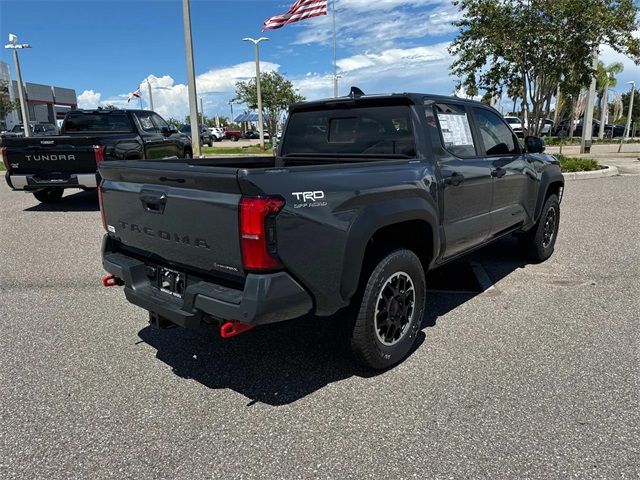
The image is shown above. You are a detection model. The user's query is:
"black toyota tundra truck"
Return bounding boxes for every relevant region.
[2,109,191,203]
[99,91,564,370]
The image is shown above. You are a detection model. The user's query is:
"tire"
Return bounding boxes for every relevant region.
[229,135,238,142]
[33,187,64,203]
[207,139,213,147]
[350,249,426,370]
[183,149,192,158]
[520,194,560,262]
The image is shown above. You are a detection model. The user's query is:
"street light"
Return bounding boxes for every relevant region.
[182,0,201,156]
[4,34,32,137]
[623,80,636,140]
[619,80,636,153]
[243,37,268,151]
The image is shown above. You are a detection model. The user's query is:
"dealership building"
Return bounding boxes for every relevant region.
[1,60,78,129]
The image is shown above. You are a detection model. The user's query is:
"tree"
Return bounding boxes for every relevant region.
[166,117,182,128]
[234,72,304,138]
[619,88,640,125]
[595,61,624,117]
[0,79,19,122]
[449,0,640,136]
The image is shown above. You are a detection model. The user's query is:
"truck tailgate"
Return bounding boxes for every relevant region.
[99,160,246,280]
[4,136,99,174]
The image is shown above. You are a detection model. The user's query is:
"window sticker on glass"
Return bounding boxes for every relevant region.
[438,113,474,147]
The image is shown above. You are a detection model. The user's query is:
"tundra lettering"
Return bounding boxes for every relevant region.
[25,154,76,162]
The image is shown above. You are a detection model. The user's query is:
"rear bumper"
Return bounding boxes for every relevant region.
[5,172,97,190]
[102,236,313,329]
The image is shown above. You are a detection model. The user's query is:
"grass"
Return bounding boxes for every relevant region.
[201,143,274,155]
[543,136,636,146]
[557,154,602,173]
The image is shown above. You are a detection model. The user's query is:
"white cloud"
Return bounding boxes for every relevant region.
[292,0,459,49]
[86,61,281,120]
[77,90,101,108]
[599,31,640,95]
[292,42,455,100]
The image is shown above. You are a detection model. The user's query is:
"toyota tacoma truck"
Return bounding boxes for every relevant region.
[2,109,191,203]
[99,90,564,370]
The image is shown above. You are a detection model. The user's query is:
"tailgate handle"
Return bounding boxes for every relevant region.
[140,191,167,214]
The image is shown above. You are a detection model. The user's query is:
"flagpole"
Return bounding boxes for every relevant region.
[332,0,338,97]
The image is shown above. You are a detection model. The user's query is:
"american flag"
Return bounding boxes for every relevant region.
[263,0,328,31]
[127,89,141,103]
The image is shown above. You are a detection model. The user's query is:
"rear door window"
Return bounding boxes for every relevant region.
[282,105,416,157]
[434,103,477,158]
[64,113,133,132]
[134,112,158,133]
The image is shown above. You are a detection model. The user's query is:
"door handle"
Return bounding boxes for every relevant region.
[443,172,465,187]
[140,191,167,214]
[491,168,507,178]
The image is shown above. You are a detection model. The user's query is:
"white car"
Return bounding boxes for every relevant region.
[504,116,523,135]
[208,127,224,142]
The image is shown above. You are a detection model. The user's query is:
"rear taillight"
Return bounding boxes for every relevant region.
[98,181,107,231]
[1,146,9,171]
[93,145,105,165]
[239,196,285,271]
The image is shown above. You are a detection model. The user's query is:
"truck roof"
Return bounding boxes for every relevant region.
[290,90,490,112]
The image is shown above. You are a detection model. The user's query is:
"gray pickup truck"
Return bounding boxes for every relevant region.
[99,90,564,369]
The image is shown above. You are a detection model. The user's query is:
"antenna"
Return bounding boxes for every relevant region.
[349,86,365,98]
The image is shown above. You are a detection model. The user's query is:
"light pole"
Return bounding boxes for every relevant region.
[182,0,201,156]
[228,100,235,125]
[199,97,205,125]
[146,79,154,111]
[4,34,32,137]
[581,46,598,154]
[598,72,612,140]
[623,80,636,140]
[619,80,636,153]
[243,37,268,151]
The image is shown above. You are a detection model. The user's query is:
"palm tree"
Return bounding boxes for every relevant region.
[596,61,624,139]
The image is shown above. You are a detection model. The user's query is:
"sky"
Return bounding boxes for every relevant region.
[0,0,638,121]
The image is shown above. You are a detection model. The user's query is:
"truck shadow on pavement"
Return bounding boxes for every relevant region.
[137,237,527,406]
[24,190,99,212]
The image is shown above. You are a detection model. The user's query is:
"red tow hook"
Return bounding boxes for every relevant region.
[102,274,124,287]
[220,320,256,339]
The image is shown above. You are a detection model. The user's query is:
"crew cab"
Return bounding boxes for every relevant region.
[2,109,191,203]
[99,90,564,370]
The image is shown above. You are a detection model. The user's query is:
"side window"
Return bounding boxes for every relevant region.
[434,103,477,158]
[472,108,518,155]
[135,112,157,133]
[151,114,169,131]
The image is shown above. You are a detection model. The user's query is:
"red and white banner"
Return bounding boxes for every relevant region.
[263,0,328,31]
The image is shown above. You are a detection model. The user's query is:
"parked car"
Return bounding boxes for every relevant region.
[2,123,58,139]
[224,128,242,142]
[99,91,564,370]
[504,116,523,136]
[208,127,224,142]
[180,124,213,146]
[244,130,270,140]
[553,119,625,138]
[2,109,191,203]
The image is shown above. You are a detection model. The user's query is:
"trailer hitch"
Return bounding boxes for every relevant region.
[220,320,256,339]
[102,274,124,287]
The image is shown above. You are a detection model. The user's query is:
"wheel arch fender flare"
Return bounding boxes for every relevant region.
[339,196,440,302]
[534,167,564,221]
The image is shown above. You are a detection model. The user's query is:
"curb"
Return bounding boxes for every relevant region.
[563,165,619,181]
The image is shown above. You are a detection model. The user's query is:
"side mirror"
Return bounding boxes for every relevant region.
[162,125,177,136]
[525,136,545,154]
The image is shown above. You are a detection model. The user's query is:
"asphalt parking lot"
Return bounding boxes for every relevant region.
[1,176,638,479]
